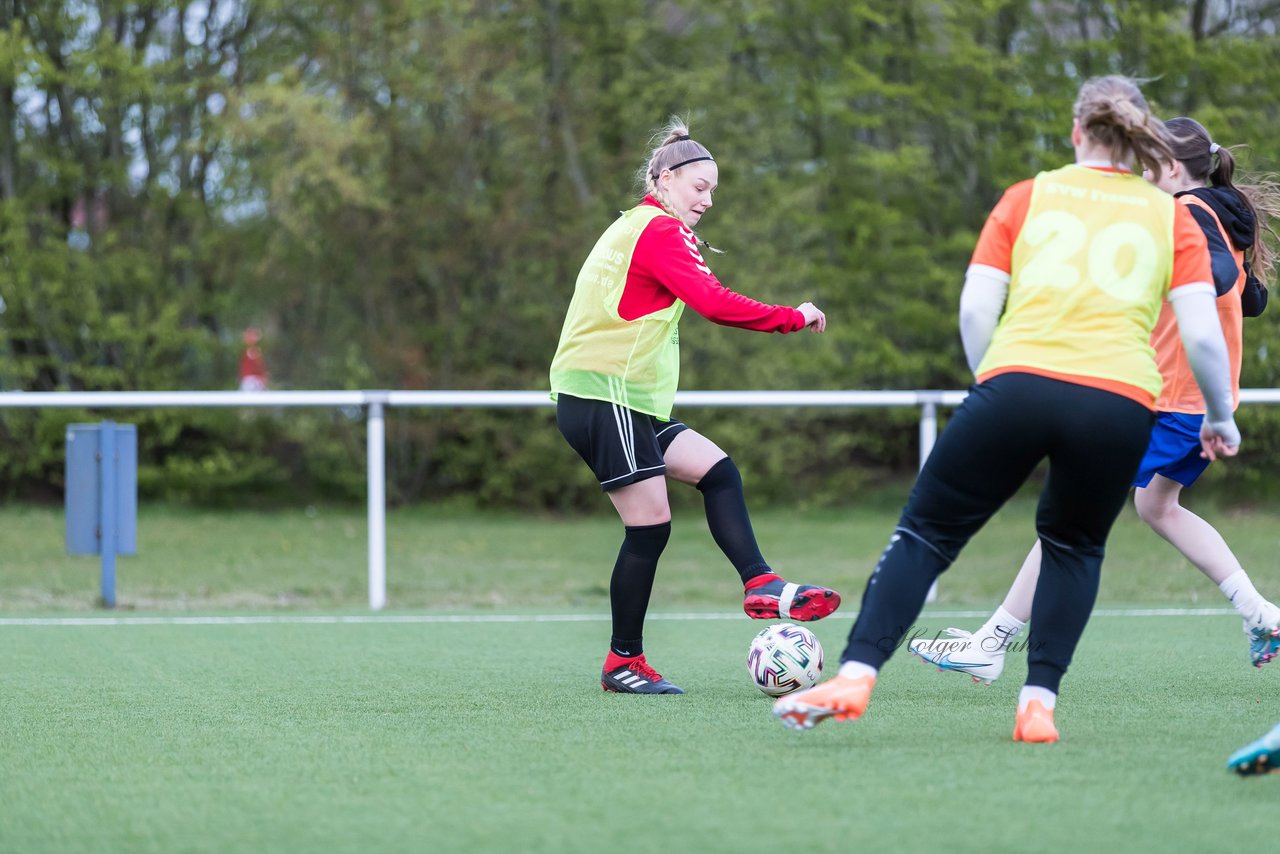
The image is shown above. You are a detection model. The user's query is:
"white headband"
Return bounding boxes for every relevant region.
[1209,142,1221,155]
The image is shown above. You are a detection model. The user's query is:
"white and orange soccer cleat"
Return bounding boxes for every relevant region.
[1013,699,1059,743]
[772,674,875,731]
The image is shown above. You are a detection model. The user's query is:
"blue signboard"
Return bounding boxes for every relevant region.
[65,422,137,607]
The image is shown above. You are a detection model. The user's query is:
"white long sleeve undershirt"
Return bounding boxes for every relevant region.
[1169,283,1240,444]
[958,264,1010,374]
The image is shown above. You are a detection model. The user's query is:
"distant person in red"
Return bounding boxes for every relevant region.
[238,327,269,391]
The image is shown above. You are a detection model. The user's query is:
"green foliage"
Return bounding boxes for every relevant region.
[402,409,594,511]
[1,1,1279,507]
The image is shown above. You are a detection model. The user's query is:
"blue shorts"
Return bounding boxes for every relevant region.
[1132,412,1210,488]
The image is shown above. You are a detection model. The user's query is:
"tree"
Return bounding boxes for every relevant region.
[2,0,1278,506]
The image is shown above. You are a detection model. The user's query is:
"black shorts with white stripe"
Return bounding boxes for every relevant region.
[555,394,689,492]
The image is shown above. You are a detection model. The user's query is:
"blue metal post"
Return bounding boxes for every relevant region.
[100,421,117,608]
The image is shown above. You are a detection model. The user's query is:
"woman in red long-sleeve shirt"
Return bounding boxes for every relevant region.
[550,119,838,695]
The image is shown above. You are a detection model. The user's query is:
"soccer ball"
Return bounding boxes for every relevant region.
[747,622,823,697]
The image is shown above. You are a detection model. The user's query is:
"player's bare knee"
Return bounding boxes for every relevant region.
[1134,494,1175,531]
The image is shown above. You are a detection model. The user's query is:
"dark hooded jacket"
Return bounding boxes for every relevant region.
[1182,186,1268,317]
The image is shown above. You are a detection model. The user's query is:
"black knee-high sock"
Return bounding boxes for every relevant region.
[696,457,771,584]
[609,522,671,657]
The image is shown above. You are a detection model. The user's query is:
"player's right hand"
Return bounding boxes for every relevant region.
[798,302,826,333]
[1200,418,1241,461]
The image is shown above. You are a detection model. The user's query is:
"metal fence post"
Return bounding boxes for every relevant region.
[918,400,938,469]
[367,395,388,610]
[920,399,939,604]
[99,421,118,608]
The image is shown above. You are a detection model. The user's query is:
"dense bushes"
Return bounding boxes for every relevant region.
[2,2,1279,507]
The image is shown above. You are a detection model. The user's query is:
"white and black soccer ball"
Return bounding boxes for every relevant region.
[747,622,823,697]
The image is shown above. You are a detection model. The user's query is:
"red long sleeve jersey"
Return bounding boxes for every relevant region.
[617,197,807,332]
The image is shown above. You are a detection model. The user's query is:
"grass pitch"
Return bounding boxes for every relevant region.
[1,489,1277,612]
[1,494,1279,851]
[1,612,1276,853]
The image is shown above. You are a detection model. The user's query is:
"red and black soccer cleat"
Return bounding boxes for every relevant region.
[743,574,841,622]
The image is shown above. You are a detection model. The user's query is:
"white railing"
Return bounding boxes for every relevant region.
[4,387,1279,609]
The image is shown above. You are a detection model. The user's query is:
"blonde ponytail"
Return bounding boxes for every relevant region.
[1073,76,1174,180]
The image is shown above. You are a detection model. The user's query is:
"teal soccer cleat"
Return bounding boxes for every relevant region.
[1228,722,1280,776]
[1246,619,1280,668]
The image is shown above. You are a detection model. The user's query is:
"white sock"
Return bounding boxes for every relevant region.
[978,606,1026,652]
[1018,685,1056,712]
[838,661,879,680]
[1220,570,1267,621]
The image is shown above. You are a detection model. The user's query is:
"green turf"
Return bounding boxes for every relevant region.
[1,614,1276,853]
[1,492,1278,611]
[3,497,1279,851]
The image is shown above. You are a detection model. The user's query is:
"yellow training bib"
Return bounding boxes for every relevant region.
[977,165,1175,402]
